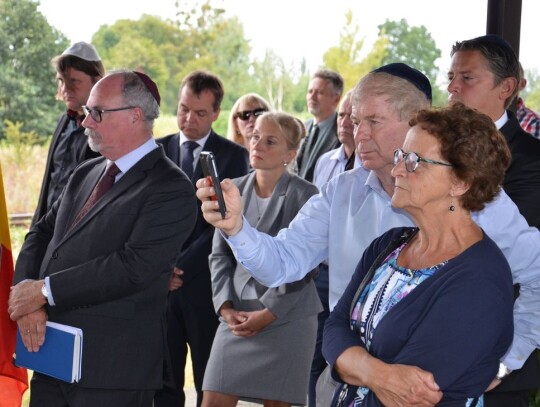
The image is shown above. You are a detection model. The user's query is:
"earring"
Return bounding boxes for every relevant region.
[449,193,455,212]
[282,161,288,167]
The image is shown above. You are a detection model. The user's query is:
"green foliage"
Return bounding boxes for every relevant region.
[92,14,189,116]
[323,10,387,92]
[92,2,253,115]
[522,69,540,112]
[2,120,45,164]
[0,0,68,139]
[377,19,441,86]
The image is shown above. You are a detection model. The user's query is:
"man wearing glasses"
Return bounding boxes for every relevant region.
[32,42,104,226]
[154,70,249,407]
[197,63,540,406]
[10,70,197,407]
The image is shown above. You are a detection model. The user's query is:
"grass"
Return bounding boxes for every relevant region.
[2,114,195,404]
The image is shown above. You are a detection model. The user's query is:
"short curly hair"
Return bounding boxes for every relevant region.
[409,102,511,211]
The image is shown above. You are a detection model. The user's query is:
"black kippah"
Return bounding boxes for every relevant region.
[371,63,432,102]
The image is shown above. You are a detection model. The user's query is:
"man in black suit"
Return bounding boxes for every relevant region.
[9,70,197,406]
[293,69,343,183]
[448,34,540,407]
[154,70,249,407]
[32,41,104,226]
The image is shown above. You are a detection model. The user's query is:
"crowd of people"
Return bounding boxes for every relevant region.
[7,33,540,407]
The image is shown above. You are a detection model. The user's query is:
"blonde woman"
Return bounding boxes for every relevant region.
[202,112,321,407]
[227,93,271,148]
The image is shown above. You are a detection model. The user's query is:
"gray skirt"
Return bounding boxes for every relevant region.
[202,311,317,405]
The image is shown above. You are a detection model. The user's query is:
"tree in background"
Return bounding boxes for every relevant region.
[377,19,444,106]
[323,10,388,92]
[92,15,184,115]
[92,1,253,116]
[0,0,68,139]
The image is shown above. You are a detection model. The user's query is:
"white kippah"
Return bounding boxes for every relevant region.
[62,41,101,62]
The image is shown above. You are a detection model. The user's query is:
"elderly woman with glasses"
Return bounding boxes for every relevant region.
[227,93,271,148]
[323,102,514,407]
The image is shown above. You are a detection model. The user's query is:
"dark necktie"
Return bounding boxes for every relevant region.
[345,152,356,171]
[70,163,121,229]
[306,124,320,153]
[297,124,319,168]
[181,141,199,179]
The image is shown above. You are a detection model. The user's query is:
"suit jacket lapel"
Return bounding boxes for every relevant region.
[166,133,181,166]
[257,172,289,234]
[62,148,162,239]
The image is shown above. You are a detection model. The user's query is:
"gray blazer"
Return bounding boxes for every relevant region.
[209,171,322,321]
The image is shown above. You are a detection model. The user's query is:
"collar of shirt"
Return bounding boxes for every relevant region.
[365,168,392,201]
[111,137,159,180]
[179,131,211,149]
[311,112,337,133]
[66,109,85,127]
[330,145,348,163]
[494,110,509,130]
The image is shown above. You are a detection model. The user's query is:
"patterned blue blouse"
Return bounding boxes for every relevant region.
[348,242,447,405]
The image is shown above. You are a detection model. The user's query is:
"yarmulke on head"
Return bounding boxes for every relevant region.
[371,63,432,102]
[62,42,101,62]
[134,71,161,106]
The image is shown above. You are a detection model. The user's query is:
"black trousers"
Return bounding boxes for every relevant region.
[154,284,218,407]
[484,390,530,407]
[29,373,154,407]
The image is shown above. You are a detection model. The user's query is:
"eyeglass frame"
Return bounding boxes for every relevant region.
[393,148,454,173]
[236,108,267,121]
[82,105,136,123]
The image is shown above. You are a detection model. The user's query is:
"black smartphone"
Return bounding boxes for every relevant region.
[199,151,227,219]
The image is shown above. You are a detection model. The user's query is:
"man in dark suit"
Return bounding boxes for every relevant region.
[448,34,540,407]
[154,70,249,407]
[293,69,344,183]
[9,70,197,407]
[32,41,104,226]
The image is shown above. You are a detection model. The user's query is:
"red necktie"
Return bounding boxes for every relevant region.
[70,163,121,229]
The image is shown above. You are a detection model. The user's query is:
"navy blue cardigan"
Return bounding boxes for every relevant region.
[323,227,514,406]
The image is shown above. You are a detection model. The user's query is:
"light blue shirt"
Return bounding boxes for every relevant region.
[227,166,540,370]
[312,145,348,190]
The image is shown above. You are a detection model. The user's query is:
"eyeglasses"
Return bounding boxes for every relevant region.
[236,108,267,121]
[82,105,136,123]
[393,148,453,173]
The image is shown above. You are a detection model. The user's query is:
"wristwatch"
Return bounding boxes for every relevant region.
[496,362,512,380]
[41,281,49,301]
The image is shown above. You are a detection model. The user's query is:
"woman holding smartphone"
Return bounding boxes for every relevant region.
[202,112,322,407]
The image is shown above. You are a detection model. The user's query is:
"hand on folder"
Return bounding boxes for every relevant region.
[16,308,47,352]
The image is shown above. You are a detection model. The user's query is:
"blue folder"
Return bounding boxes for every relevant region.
[15,321,83,383]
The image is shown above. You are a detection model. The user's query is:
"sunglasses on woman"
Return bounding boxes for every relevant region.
[236,108,267,121]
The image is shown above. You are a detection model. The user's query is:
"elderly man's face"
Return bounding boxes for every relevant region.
[337,94,355,153]
[351,93,410,175]
[82,75,136,160]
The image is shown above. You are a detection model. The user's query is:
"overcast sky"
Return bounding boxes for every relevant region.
[38,0,539,86]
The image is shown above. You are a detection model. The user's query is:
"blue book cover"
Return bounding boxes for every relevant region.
[14,321,83,383]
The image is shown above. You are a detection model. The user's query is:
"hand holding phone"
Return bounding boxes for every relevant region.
[199,151,227,219]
